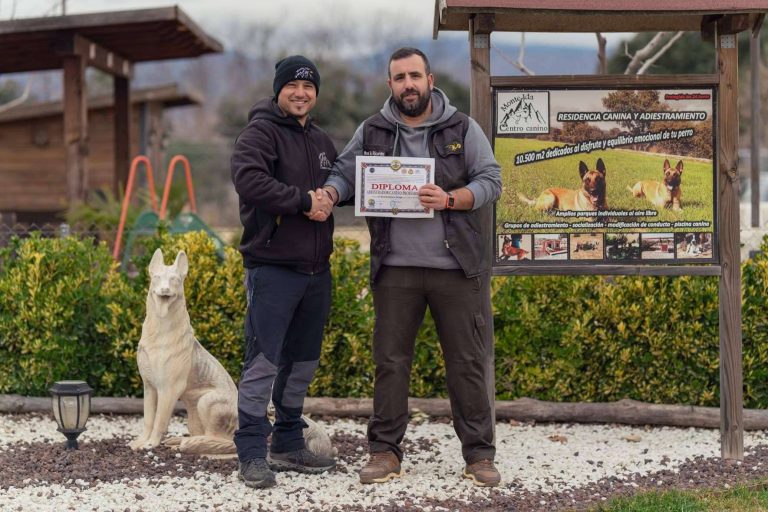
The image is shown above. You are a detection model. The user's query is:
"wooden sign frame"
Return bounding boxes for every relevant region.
[491,76,719,275]
[466,15,743,459]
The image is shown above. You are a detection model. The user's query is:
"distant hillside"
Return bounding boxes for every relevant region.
[7,35,598,113]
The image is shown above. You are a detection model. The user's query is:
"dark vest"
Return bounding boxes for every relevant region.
[362,111,493,284]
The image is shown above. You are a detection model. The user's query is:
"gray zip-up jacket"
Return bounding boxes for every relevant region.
[326,88,501,279]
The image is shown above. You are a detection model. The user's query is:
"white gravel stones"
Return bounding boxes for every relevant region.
[2,413,768,511]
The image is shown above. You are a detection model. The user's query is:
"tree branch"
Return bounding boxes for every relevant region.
[625,32,671,74]
[0,78,31,113]
[596,32,607,74]
[492,32,535,76]
[637,31,684,75]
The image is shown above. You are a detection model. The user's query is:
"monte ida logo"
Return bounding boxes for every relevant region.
[496,91,549,134]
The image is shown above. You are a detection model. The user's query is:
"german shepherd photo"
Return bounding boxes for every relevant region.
[518,158,608,212]
[628,159,683,211]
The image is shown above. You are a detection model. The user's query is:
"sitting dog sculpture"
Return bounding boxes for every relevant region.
[129,249,335,458]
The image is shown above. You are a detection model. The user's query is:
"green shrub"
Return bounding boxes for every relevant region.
[4,230,768,409]
[0,235,117,394]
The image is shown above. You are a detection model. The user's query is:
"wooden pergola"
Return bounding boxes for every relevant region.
[0,6,222,204]
[434,0,768,460]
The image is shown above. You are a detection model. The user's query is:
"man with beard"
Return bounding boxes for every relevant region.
[312,47,502,487]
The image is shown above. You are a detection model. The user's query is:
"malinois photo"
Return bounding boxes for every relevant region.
[518,158,608,212]
[628,159,683,211]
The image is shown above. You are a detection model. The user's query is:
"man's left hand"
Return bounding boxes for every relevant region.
[418,184,449,211]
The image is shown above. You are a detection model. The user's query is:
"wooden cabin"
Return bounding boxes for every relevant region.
[0,7,222,224]
[0,84,201,223]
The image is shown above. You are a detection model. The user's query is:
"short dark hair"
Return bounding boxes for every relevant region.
[387,47,431,77]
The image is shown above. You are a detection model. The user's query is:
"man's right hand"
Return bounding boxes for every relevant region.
[305,189,333,222]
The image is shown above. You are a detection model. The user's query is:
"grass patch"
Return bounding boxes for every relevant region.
[595,483,768,512]
[494,138,715,233]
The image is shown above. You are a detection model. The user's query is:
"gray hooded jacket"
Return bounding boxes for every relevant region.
[326,88,501,272]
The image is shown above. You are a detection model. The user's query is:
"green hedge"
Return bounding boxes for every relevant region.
[2,231,768,408]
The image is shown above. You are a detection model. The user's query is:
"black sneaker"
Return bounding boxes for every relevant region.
[238,458,276,488]
[268,448,336,474]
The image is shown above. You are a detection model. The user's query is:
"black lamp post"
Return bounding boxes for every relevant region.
[49,380,93,449]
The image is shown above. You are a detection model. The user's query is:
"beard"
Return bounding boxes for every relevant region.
[393,88,431,117]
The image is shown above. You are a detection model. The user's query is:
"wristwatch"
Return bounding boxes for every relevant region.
[445,192,455,209]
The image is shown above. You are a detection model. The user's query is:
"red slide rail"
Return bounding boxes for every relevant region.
[159,155,197,220]
[112,156,158,260]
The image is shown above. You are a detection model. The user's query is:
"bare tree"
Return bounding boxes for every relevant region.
[596,33,607,74]
[624,31,684,75]
[492,32,535,76]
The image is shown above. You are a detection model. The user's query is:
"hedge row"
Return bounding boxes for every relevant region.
[2,231,768,408]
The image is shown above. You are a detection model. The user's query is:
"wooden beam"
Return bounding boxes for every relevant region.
[145,101,165,184]
[493,265,722,277]
[56,33,133,78]
[717,28,744,461]
[63,54,88,205]
[492,74,720,88]
[469,13,493,138]
[113,75,130,196]
[468,13,496,437]
[7,395,768,431]
[751,24,762,227]
[719,14,753,34]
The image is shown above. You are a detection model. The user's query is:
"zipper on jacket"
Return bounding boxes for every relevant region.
[303,129,321,271]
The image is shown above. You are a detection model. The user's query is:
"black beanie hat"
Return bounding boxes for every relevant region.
[273,55,320,96]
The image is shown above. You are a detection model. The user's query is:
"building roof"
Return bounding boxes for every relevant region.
[434,0,768,35]
[0,83,203,123]
[0,6,223,74]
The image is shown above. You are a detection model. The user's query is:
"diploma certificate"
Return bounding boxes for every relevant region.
[354,156,435,218]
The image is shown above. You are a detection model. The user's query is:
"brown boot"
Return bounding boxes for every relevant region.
[463,459,501,487]
[359,451,403,484]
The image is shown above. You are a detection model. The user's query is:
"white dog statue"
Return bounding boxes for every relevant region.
[129,249,335,458]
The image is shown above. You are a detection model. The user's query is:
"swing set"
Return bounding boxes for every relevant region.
[112,155,225,267]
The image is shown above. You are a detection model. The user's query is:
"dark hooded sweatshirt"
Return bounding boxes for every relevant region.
[231,97,337,273]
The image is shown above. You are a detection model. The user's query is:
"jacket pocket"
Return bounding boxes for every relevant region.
[265,215,281,247]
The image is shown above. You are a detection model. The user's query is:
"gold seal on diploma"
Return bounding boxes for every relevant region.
[390,160,402,171]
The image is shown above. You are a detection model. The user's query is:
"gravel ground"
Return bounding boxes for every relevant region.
[2,413,768,511]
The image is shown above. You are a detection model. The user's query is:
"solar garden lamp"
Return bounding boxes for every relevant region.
[49,381,93,449]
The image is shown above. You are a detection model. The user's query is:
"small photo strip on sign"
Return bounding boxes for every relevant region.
[498,234,532,262]
[674,232,713,259]
[533,233,568,261]
[605,233,641,261]
[640,232,675,260]
[570,233,604,261]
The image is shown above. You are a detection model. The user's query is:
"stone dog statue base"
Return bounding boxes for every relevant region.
[129,249,335,458]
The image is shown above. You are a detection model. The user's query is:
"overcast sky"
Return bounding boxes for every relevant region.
[1,0,631,50]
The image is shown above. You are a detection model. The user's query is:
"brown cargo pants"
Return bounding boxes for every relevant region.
[367,265,496,464]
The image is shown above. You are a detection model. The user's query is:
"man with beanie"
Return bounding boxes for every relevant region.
[312,47,502,487]
[230,54,337,489]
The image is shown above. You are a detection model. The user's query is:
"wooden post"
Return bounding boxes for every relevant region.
[717,24,743,460]
[751,28,761,227]
[469,13,494,138]
[469,12,496,432]
[114,75,131,196]
[63,55,88,204]
[146,101,165,183]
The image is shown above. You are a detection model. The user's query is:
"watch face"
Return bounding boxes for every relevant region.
[448,196,455,207]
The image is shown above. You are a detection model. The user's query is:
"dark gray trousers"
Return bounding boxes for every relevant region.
[368,265,496,464]
[234,265,331,462]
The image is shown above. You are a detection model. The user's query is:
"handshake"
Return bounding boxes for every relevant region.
[304,187,337,222]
